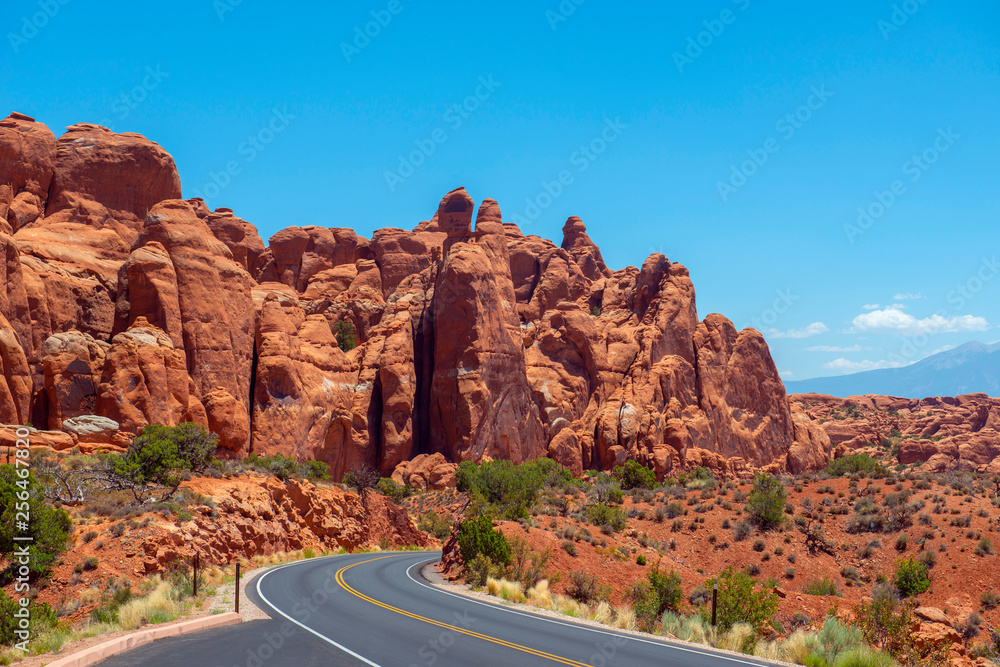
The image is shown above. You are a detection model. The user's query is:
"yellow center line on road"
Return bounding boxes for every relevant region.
[335,556,592,667]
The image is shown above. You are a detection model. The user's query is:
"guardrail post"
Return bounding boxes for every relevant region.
[193,554,199,597]
[235,561,241,614]
[711,582,718,626]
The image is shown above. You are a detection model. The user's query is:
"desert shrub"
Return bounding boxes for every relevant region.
[0,588,57,646]
[566,570,609,604]
[894,557,930,597]
[745,472,786,530]
[803,576,840,596]
[585,504,627,532]
[628,564,682,631]
[636,554,647,565]
[457,516,510,569]
[853,583,947,665]
[561,540,578,556]
[826,453,886,478]
[334,319,359,351]
[456,458,573,520]
[733,520,753,541]
[0,464,72,579]
[664,501,684,519]
[689,584,710,606]
[376,477,412,504]
[975,537,995,556]
[612,460,657,490]
[704,566,779,634]
[417,511,451,540]
[752,539,766,552]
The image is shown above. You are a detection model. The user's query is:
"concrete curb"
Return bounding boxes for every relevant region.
[46,612,242,667]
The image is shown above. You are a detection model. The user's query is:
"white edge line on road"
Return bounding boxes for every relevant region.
[255,556,383,667]
[404,556,789,667]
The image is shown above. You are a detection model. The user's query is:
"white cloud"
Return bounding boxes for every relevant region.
[779,370,794,379]
[806,344,865,352]
[822,358,913,372]
[861,304,881,311]
[765,322,829,339]
[893,292,926,300]
[850,307,989,335]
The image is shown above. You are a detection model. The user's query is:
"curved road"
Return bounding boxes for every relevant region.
[98,551,783,667]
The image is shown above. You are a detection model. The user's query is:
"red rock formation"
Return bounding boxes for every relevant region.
[430,193,546,463]
[0,312,30,424]
[96,318,207,434]
[41,330,109,429]
[117,200,255,423]
[1,114,843,477]
[792,392,1000,474]
[189,199,266,278]
[561,216,611,281]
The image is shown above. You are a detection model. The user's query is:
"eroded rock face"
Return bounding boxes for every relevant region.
[42,330,109,429]
[793,393,1000,474]
[118,200,255,414]
[0,114,829,477]
[96,318,207,435]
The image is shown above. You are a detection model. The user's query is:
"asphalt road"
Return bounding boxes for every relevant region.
[97,551,785,667]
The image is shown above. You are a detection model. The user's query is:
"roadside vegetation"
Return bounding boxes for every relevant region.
[443,455,1000,666]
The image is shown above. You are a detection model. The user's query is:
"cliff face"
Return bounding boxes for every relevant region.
[0,114,829,479]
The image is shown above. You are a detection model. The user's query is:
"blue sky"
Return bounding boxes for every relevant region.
[3,0,998,381]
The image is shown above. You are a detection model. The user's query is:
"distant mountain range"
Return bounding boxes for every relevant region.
[784,341,1000,399]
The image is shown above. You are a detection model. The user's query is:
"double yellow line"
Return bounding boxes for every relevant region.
[335,556,591,667]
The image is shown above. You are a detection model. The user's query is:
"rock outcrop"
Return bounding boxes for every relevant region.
[0,114,835,480]
[792,392,1000,474]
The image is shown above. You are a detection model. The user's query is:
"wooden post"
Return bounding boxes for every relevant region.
[711,582,718,626]
[193,554,199,597]
[235,561,241,614]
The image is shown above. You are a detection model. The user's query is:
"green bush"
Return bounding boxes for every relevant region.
[456,458,573,520]
[457,516,510,569]
[745,472,786,530]
[703,566,779,634]
[584,504,627,532]
[612,460,656,490]
[417,511,451,540]
[629,564,683,631]
[0,464,72,579]
[109,423,218,499]
[826,454,887,478]
[894,557,930,597]
[0,588,57,647]
[803,576,841,596]
[376,477,412,504]
[334,319,359,351]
